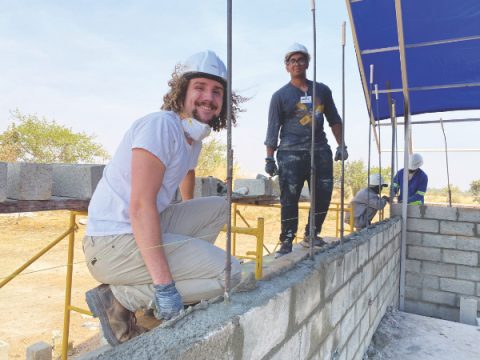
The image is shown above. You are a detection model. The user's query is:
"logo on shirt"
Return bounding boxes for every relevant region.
[296,101,324,126]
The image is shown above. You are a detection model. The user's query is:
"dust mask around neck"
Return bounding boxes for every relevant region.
[181,117,211,142]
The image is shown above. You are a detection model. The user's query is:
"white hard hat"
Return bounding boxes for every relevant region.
[369,174,387,187]
[409,153,423,170]
[285,43,311,63]
[182,50,227,86]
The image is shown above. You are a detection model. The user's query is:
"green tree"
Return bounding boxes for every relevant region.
[469,179,480,202]
[0,110,109,163]
[196,137,239,180]
[334,160,367,198]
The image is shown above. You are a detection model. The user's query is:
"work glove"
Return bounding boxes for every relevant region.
[265,157,278,177]
[153,281,183,320]
[334,146,349,161]
[382,195,390,203]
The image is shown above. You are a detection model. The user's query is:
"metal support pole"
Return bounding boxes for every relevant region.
[390,102,397,209]
[440,118,452,206]
[309,0,317,259]
[224,0,233,301]
[340,21,346,244]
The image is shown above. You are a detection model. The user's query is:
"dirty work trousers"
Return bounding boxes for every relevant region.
[277,148,333,241]
[83,196,242,312]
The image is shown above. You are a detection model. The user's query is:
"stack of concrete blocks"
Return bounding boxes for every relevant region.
[52,164,105,199]
[194,176,225,198]
[91,217,401,360]
[392,204,480,323]
[26,341,51,360]
[7,162,53,200]
[234,178,274,196]
[0,162,6,202]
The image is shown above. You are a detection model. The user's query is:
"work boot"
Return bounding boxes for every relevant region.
[275,232,295,258]
[301,234,327,248]
[85,284,148,346]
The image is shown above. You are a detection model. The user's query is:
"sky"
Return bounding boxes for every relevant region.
[0,1,479,190]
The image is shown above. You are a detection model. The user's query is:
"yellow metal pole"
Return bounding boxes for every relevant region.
[61,211,77,360]
[0,225,76,289]
[255,217,264,280]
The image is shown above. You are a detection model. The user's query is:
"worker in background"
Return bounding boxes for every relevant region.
[83,50,243,346]
[264,43,347,257]
[392,153,428,205]
[346,174,390,230]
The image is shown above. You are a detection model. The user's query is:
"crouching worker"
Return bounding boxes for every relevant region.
[83,50,242,346]
[346,174,390,230]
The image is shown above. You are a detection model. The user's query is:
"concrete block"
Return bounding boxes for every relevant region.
[26,341,51,360]
[194,176,225,198]
[408,246,441,262]
[407,218,439,233]
[324,257,344,298]
[404,300,437,318]
[234,178,273,196]
[422,261,455,278]
[406,286,422,301]
[457,265,480,281]
[440,278,475,296]
[369,234,378,257]
[293,268,322,325]
[359,309,370,344]
[459,297,478,325]
[424,206,457,221]
[330,285,349,326]
[307,304,332,354]
[422,275,440,290]
[406,259,421,273]
[240,289,291,360]
[358,241,369,267]
[437,305,459,322]
[52,164,104,199]
[443,249,478,266]
[458,208,480,223]
[346,326,360,360]
[406,272,423,288]
[0,340,9,360]
[0,163,6,202]
[362,261,373,291]
[7,162,52,200]
[270,325,309,360]
[349,272,363,308]
[456,236,480,252]
[422,289,456,306]
[406,231,422,245]
[339,306,355,349]
[422,234,456,249]
[440,221,475,237]
[344,248,358,281]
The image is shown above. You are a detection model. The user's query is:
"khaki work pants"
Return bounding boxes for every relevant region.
[83,196,242,312]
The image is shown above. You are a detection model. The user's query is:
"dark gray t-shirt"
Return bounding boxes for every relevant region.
[264,80,342,151]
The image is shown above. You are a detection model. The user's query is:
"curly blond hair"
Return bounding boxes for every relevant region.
[161,64,247,132]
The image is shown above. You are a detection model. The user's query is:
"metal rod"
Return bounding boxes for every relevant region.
[390,102,397,211]
[366,64,373,226]
[378,118,480,126]
[381,148,480,152]
[340,20,346,244]
[224,0,233,301]
[375,83,382,204]
[394,0,410,311]
[309,0,317,259]
[440,119,452,206]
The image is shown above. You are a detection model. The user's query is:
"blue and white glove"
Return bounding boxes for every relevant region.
[334,146,349,161]
[265,157,278,177]
[153,281,183,320]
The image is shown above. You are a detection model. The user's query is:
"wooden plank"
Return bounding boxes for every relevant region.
[0,197,89,213]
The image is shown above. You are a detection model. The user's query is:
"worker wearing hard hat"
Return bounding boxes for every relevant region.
[346,174,390,230]
[82,51,243,346]
[392,153,428,205]
[264,43,347,257]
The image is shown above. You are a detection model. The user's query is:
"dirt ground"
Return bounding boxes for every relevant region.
[0,203,350,359]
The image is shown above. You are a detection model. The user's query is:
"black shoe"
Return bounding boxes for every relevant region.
[275,241,293,258]
[301,235,327,248]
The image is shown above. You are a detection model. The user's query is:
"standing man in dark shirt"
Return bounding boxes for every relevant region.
[264,43,348,256]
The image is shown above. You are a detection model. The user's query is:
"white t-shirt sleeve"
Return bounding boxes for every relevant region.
[131,116,176,166]
[189,141,202,170]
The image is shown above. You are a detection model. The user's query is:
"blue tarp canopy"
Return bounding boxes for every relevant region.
[347,0,480,120]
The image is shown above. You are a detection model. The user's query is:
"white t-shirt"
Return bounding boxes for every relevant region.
[86,111,202,236]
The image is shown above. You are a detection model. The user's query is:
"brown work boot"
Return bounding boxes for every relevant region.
[85,284,148,346]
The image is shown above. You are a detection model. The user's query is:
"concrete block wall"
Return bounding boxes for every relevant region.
[392,204,480,322]
[7,162,53,200]
[90,217,401,360]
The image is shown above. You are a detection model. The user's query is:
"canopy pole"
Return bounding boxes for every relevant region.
[394,0,411,312]
[390,102,397,211]
[309,0,317,259]
[375,84,383,202]
[440,118,452,207]
[340,21,346,244]
[366,65,374,226]
[224,0,233,302]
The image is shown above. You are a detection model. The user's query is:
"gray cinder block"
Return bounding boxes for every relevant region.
[194,177,226,198]
[7,162,52,200]
[52,164,105,199]
[26,341,52,360]
[459,297,478,326]
[234,178,273,196]
[0,162,6,202]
